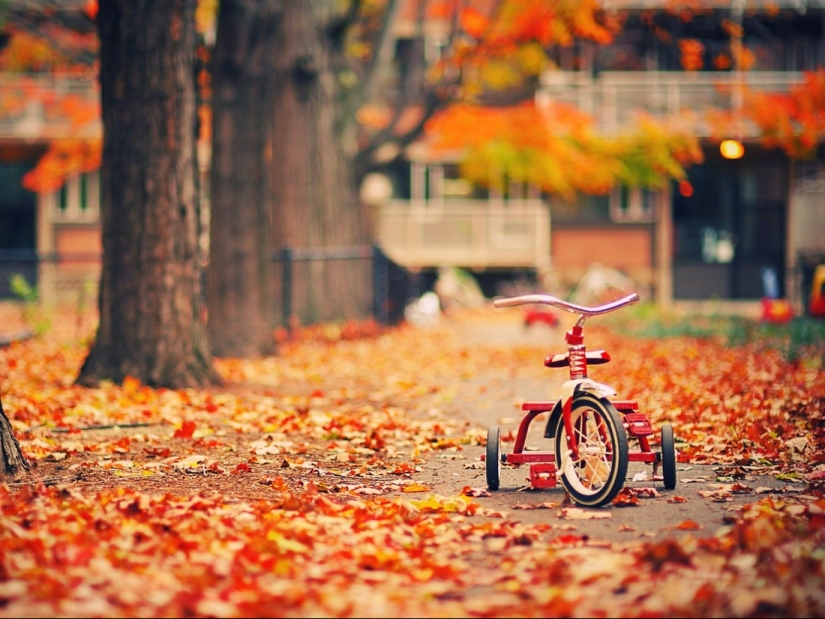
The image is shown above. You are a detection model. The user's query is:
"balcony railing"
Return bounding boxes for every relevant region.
[376,199,551,270]
[537,70,806,137]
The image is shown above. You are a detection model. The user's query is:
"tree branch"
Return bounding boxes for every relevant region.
[357,0,401,110]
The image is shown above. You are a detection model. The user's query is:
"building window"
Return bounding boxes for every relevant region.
[410,163,491,204]
[425,35,446,64]
[53,171,100,222]
[58,183,69,214]
[79,173,88,212]
[610,186,654,222]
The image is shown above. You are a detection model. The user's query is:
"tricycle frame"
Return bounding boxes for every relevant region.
[483,292,678,507]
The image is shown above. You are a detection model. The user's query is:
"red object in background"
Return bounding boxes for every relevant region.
[761,297,793,324]
[810,265,825,318]
[524,308,559,327]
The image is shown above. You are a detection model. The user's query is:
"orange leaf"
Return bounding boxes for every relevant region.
[674,519,703,530]
[460,7,489,39]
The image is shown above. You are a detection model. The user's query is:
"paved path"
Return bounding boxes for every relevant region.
[410,310,803,544]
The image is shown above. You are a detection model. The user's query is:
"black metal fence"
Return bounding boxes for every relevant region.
[0,249,39,298]
[272,244,422,327]
[0,245,420,327]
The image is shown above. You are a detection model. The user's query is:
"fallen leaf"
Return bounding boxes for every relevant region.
[173,420,196,439]
[673,519,703,530]
[461,486,491,497]
[402,482,430,493]
[173,455,206,470]
[558,507,612,520]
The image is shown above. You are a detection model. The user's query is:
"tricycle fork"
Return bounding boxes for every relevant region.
[557,378,619,461]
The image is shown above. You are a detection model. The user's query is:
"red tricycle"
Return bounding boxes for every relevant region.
[482,292,677,507]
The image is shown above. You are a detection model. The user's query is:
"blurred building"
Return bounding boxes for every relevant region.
[375,0,825,312]
[2,0,824,314]
[0,0,100,305]
[538,0,825,312]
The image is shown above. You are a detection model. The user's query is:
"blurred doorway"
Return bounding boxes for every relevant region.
[0,163,37,297]
[672,150,787,300]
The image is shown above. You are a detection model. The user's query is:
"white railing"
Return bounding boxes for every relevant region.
[537,70,806,137]
[376,199,551,270]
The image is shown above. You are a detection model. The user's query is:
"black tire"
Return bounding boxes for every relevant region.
[660,422,677,490]
[486,425,501,491]
[554,393,629,507]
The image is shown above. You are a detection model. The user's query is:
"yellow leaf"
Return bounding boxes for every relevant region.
[402,482,430,493]
[266,531,310,554]
[408,495,443,511]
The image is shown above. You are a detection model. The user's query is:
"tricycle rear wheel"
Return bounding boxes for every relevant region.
[486,425,502,491]
[660,422,677,490]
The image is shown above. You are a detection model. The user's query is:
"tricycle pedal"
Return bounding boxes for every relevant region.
[623,412,654,436]
[529,463,557,489]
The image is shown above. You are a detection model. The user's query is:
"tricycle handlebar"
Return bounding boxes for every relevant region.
[493,292,640,318]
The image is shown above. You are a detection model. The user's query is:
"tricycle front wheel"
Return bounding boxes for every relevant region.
[486,425,502,490]
[554,394,628,507]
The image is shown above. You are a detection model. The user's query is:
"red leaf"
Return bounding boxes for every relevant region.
[144,446,171,458]
[552,534,588,545]
[173,420,196,439]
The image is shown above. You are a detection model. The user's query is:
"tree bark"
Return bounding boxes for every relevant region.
[0,392,30,477]
[77,0,218,388]
[267,1,373,325]
[206,0,279,357]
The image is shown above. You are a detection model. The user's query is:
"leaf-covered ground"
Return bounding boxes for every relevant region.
[1,307,824,617]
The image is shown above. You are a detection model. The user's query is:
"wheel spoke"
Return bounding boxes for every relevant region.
[572,413,613,489]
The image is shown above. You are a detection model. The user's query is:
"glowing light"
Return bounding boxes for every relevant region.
[678,180,694,197]
[720,139,744,159]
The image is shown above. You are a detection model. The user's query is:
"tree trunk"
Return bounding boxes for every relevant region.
[77,0,218,388]
[206,0,279,358]
[267,1,373,325]
[0,392,30,477]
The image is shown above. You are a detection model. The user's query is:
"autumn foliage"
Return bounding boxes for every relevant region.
[0,5,101,193]
[742,68,825,159]
[6,0,823,199]
[705,68,825,160]
[425,101,704,200]
[439,0,615,91]
[403,1,708,200]
[1,306,824,615]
